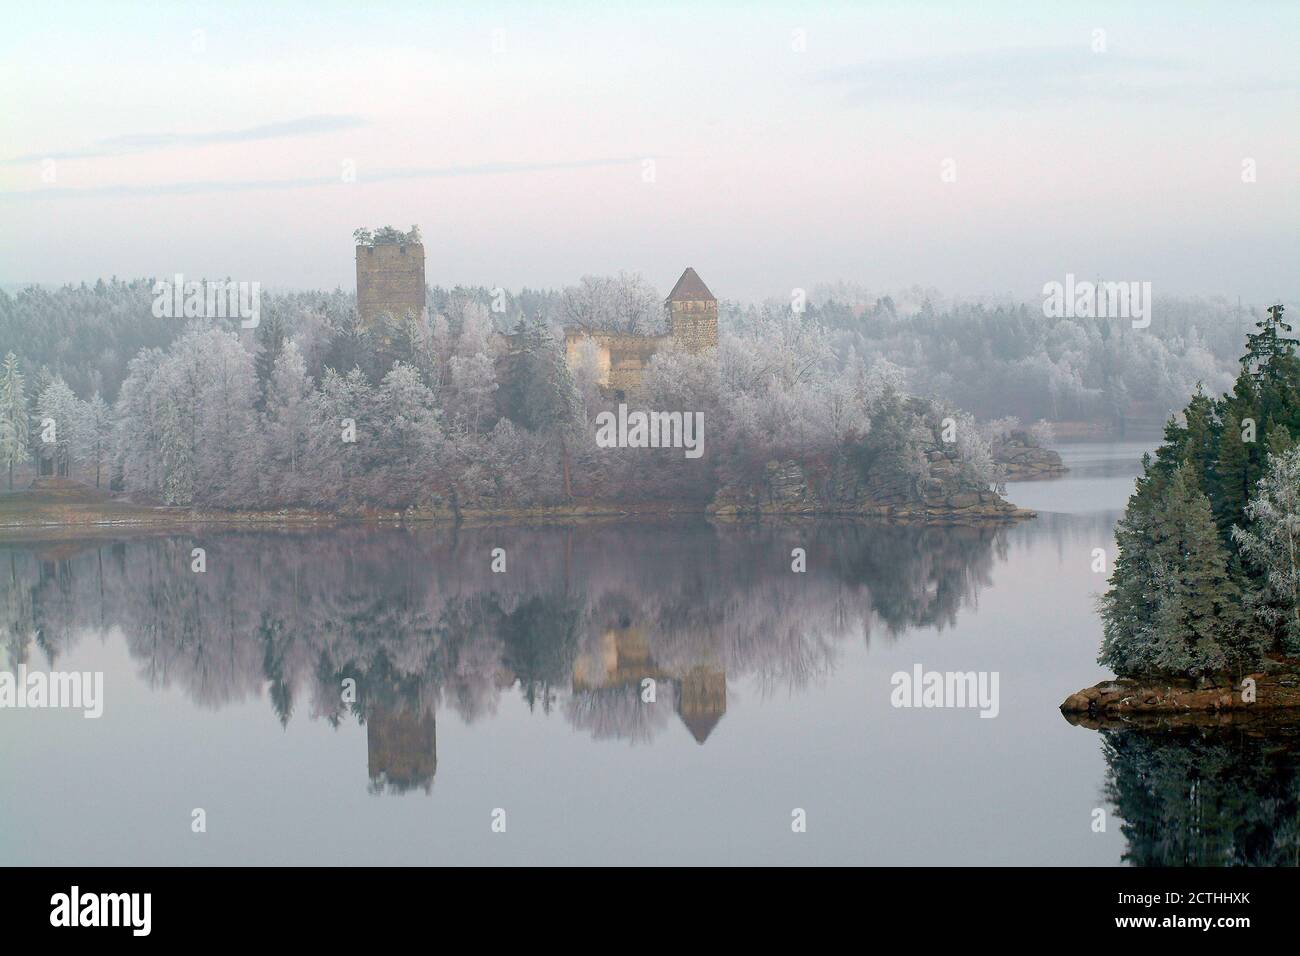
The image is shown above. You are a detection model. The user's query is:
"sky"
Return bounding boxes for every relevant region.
[1,1,1296,303]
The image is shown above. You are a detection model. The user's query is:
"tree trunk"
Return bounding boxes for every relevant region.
[561,436,572,499]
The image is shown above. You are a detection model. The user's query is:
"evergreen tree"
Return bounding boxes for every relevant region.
[1101,462,1254,677]
[1244,304,1297,379]
[1099,472,1164,676]
[254,307,289,410]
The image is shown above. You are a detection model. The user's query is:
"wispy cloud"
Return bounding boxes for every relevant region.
[1,114,368,165]
[0,156,651,200]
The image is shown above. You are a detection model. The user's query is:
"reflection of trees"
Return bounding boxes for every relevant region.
[0,519,1002,786]
[1101,724,1300,866]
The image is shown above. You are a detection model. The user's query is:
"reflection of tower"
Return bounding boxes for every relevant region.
[366,704,436,794]
[571,624,727,744]
[675,666,726,744]
[573,626,653,690]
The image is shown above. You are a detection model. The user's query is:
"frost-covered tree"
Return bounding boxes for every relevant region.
[370,362,442,504]
[1233,446,1300,653]
[0,352,30,490]
[36,379,79,478]
[561,273,663,335]
[264,341,313,498]
[447,352,498,435]
[74,393,112,488]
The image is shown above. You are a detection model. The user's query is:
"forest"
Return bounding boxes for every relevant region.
[0,273,1261,515]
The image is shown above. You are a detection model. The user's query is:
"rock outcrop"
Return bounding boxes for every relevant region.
[1061,668,1300,719]
[990,430,1066,479]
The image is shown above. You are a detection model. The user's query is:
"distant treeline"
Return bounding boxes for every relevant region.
[787,286,1252,427]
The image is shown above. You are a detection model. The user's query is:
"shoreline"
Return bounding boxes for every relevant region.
[1061,669,1300,722]
[0,492,1036,543]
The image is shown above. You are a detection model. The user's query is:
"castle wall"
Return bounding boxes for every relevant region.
[565,330,669,398]
[356,242,426,330]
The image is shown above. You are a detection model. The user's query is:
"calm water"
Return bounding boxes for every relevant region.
[3,441,1297,866]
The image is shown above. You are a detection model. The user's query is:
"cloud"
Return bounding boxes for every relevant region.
[1,114,369,165]
[0,156,650,200]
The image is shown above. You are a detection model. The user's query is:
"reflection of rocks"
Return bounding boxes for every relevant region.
[1097,724,1300,866]
[0,520,1003,769]
[367,705,437,795]
[990,432,1066,480]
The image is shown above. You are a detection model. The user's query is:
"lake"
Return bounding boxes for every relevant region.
[3,440,1297,866]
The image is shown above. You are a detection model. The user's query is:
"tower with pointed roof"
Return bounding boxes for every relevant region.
[666,267,718,353]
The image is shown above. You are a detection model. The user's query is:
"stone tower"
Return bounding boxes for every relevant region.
[666,267,718,353]
[356,237,426,331]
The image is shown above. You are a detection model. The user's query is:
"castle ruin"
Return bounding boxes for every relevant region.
[564,267,718,400]
[352,228,716,400]
[356,231,426,330]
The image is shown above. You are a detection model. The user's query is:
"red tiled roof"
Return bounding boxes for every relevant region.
[666,267,715,302]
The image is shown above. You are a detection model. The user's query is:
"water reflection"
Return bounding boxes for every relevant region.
[1093,720,1300,866]
[2,521,1004,794]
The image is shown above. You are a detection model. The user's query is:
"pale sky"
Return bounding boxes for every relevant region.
[1,1,1296,302]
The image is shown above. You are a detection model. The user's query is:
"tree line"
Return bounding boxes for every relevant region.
[0,278,1003,510]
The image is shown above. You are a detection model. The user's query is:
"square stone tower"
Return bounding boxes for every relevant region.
[356,238,426,330]
[666,267,718,353]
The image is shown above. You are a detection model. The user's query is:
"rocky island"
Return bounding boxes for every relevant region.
[1062,306,1300,721]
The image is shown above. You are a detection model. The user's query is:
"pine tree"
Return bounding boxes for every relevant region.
[254,307,289,409]
[0,352,30,490]
[1212,405,1255,541]
[1102,462,1254,677]
[1149,464,1249,676]
[1244,304,1296,380]
[1099,472,1165,676]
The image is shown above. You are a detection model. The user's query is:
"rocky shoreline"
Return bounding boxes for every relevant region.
[1061,668,1300,721]
[991,431,1067,479]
